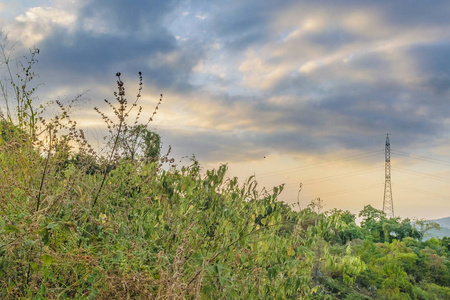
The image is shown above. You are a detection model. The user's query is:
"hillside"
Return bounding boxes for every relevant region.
[1,65,449,299]
[433,216,450,228]
[2,119,450,299]
[425,216,450,240]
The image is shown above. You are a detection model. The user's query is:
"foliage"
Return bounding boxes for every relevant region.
[359,205,423,243]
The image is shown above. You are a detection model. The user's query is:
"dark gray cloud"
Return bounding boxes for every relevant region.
[78,0,177,32]
[4,0,450,166]
[380,2,450,29]
[203,1,286,50]
[31,0,204,95]
[159,128,269,163]
[408,42,450,95]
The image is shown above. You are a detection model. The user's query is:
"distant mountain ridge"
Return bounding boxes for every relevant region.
[424,216,450,240]
[431,216,450,228]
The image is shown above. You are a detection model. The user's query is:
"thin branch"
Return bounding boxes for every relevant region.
[36,126,52,212]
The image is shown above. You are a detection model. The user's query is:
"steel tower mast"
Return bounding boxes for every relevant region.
[383,133,394,218]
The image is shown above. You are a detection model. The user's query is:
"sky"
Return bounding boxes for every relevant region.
[1,0,450,220]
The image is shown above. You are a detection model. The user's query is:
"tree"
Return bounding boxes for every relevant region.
[329,209,364,244]
[118,124,161,162]
[359,205,386,242]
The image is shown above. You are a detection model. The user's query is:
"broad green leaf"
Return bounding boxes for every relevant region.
[46,223,57,229]
[42,254,53,266]
[4,225,20,233]
[219,275,229,285]
[24,239,36,246]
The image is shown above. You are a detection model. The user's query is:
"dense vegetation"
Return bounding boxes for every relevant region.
[1,44,449,299]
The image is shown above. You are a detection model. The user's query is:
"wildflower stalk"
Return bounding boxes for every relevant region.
[91,73,127,208]
[36,125,52,212]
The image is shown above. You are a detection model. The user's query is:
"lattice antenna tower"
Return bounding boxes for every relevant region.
[383,133,394,218]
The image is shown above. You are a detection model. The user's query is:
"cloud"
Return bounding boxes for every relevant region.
[160,128,268,163]
[238,50,291,89]
[3,0,450,165]
[9,6,76,47]
[408,42,450,95]
[12,0,206,98]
